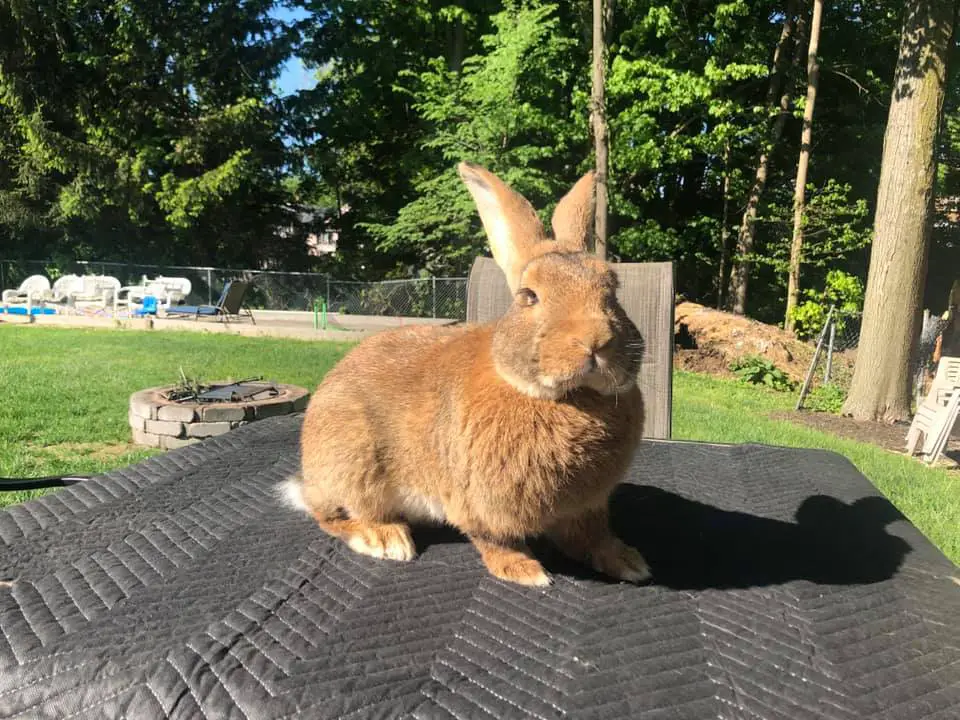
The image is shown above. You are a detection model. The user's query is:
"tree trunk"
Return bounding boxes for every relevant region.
[448,11,466,73]
[784,0,824,331]
[717,140,732,309]
[591,0,610,259]
[841,0,956,422]
[727,0,802,314]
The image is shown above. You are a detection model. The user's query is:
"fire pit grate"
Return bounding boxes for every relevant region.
[162,376,280,404]
[194,381,280,404]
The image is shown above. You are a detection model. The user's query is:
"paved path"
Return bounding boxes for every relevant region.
[0,308,458,341]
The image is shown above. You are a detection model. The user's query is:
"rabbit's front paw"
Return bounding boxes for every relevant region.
[345,522,417,562]
[494,555,552,587]
[472,538,552,587]
[593,539,651,584]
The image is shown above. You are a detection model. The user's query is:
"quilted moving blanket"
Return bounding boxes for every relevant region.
[0,415,957,719]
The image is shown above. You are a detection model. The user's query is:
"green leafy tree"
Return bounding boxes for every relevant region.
[0,0,294,268]
[362,1,587,275]
[292,0,502,277]
[789,268,865,340]
[0,0,929,335]
[753,178,871,295]
[605,0,776,301]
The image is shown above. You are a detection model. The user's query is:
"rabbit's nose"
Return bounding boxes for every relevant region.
[577,334,613,358]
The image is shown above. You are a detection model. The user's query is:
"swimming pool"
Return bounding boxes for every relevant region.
[0,306,57,315]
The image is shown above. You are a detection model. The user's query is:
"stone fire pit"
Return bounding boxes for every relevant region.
[129,380,310,450]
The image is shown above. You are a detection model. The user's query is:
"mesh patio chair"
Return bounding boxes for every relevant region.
[164,279,256,324]
[466,256,675,439]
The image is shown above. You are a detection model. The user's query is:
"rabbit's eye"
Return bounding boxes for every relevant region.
[517,288,539,306]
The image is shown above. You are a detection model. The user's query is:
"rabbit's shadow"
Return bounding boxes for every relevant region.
[414,485,912,589]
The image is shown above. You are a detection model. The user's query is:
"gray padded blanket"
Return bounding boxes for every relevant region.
[0,415,957,719]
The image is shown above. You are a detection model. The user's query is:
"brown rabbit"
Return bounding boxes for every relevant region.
[282,162,649,587]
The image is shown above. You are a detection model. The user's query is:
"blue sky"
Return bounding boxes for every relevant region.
[272,5,316,97]
[276,56,314,96]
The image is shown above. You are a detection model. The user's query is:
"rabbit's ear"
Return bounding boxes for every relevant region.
[551,171,595,253]
[459,162,548,293]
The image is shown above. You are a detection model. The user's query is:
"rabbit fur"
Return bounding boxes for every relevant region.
[282,162,649,587]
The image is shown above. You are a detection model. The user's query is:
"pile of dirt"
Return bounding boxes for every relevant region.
[673,301,854,383]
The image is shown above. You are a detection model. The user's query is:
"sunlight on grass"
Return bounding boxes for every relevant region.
[0,326,353,507]
[1,326,957,563]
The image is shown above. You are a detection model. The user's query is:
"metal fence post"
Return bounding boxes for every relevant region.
[326,276,331,308]
[796,305,835,410]
[824,314,836,384]
[207,269,213,305]
[432,277,437,318]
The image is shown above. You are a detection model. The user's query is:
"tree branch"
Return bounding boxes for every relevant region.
[823,67,870,96]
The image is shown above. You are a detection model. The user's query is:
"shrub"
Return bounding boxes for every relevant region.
[729,356,797,392]
[805,383,847,413]
[791,270,864,340]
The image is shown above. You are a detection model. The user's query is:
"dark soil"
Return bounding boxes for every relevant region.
[674,347,736,379]
[771,409,959,466]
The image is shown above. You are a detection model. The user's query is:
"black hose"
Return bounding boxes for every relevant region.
[0,476,91,492]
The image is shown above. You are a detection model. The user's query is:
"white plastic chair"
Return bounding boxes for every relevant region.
[114,276,191,315]
[114,279,167,315]
[50,275,83,303]
[69,275,121,310]
[2,275,51,309]
[906,355,960,464]
[153,276,192,305]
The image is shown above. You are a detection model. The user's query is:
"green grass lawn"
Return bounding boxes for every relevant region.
[1,325,957,564]
[0,326,352,504]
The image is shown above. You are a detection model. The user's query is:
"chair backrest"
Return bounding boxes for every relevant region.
[154,276,192,301]
[466,256,675,439]
[77,274,120,296]
[934,356,960,389]
[18,275,50,295]
[930,355,960,405]
[142,280,169,300]
[52,274,82,298]
[100,275,121,293]
[218,280,251,314]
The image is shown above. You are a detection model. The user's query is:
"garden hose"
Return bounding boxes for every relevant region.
[0,476,91,492]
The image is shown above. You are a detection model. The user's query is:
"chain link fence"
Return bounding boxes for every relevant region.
[0,259,467,320]
[796,309,862,410]
[912,309,954,407]
[796,308,948,411]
